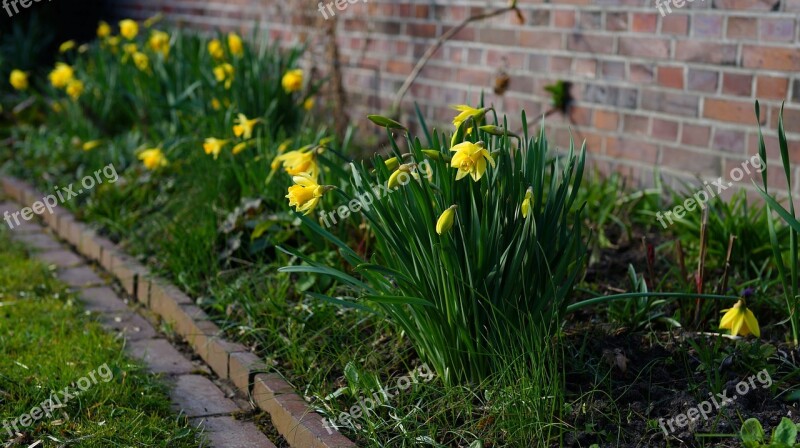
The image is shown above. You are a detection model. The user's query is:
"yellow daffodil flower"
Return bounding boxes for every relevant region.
[148,30,170,58]
[272,148,318,179]
[133,52,150,72]
[233,113,262,140]
[451,104,485,128]
[719,300,760,337]
[97,21,111,38]
[138,148,168,170]
[123,43,138,56]
[59,40,76,53]
[65,80,84,101]
[213,63,235,89]
[450,141,495,182]
[303,97,315,111]
[208,39,225,60]
[9,70,28,91]
[211,98,222,110]
[82,140,102,151]
[286,174,329,215]
[277,140,291,154]
[232,141,250,155]
[521,187,533,218]
[228,33,243,57]
[119,19,139,40]
[105,36,121,53]
[436,205,458,235]
[49,63,74,89]
[281,69,303,93]
[203,138,229,160]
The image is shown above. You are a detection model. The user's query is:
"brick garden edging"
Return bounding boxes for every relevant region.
[1,176,356,448]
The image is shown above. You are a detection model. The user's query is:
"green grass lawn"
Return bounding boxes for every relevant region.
[0,230,199,447]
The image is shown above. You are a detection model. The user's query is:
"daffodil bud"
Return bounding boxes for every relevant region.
[521,187,533,218]
[436,205,458,235]
[388,164,415,189]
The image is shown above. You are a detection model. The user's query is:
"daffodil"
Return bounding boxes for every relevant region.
[228,33,243,57]
[521,187,533,218]
[148,30,170,58]
[82,140,102,151]
[59,40,76,53]
[105,36,121,53]
[277,140,291,154]
[303,97,315,111]
[451,104,485,128]
[208,39,225,60]
[203,138,229,160]
[97,21,111,38]
[450,141,495,182]
[213,63,235,89]
[281,69,303,93]
[388,164,419,189]
[211,98,222,111]
[119,19,139,40]
[719,299,760,337]
[272,147,318,179]
[65,80,84,101]
[133,52,150,72]
[123,43,138,56]
[232,141,250,155]
[436,205,458,235]
[286,174,329,215]
[233,113,262,140]
[138,148,168,170]
[49,63,74,89]
[9,70,28,91]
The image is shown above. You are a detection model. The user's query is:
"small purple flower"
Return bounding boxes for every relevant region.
[741,287,755,299]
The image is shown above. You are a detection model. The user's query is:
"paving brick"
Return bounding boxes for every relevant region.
[229,352,268,395]
[99,311,158,341]
[58,266,105,289]
[80,286,129,313]
[126,339,196,375]
[169,304,211,342]
[150,279,194,319]
[11,232,62,251]
[203,338,248,380]
[33,250,84,268]
[168,375,239,417]
[192,416,277,448]
[189,320,222,359]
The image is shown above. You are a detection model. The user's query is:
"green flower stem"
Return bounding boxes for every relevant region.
[567,292,740,314]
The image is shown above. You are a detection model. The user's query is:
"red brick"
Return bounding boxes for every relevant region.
[594,109,619,131]
[623,114,650,136]
[618,36,669,59]
[704,98,763,125]
[682,124,712,147]
[743,45,800,71]
[756,75,789,100]
[675,41,737,64]
[687,69,719,93]
[722,72,753,96]
[759,18,795,42]
[658,66,684,89]
[553,10,575,28]
[662,14,689,36]
[692,15,724,38]
[727,17,757,39]
[631,13,657,33]
[652,118,680,142]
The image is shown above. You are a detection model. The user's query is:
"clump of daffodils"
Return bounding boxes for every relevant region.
[138,148,168,170]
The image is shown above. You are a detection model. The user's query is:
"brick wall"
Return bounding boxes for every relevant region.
[107,0,800,197]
